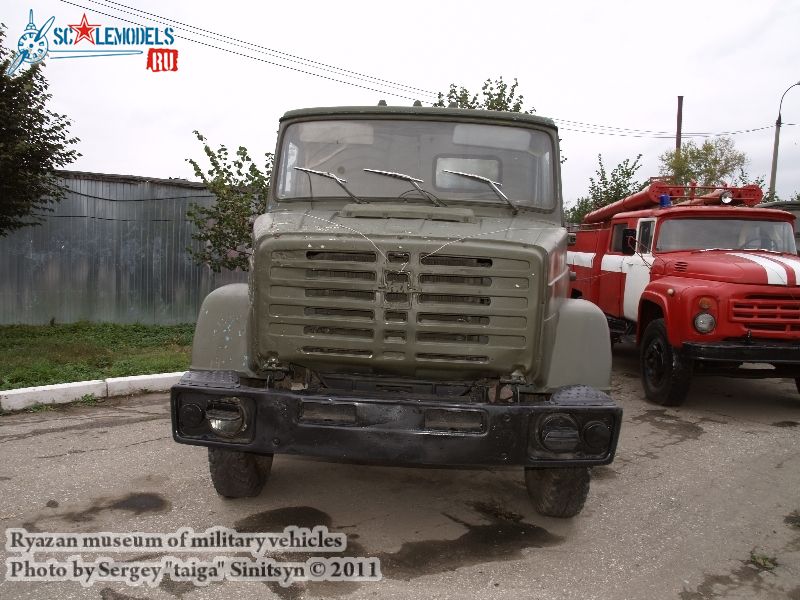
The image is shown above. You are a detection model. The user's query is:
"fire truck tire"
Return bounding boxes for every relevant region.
[208,448,273,498]
[525,467,590,518]
[794,378,800,395]
[640,318,693,406]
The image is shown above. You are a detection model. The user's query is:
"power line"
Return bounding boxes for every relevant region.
[552,118,674,135]
[557,123,794,139]
[72,0,436,101]
[88,0,438,98]
[59,0,425,101]
[57,0,796,140]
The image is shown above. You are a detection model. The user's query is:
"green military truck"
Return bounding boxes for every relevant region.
[171,105,621,517]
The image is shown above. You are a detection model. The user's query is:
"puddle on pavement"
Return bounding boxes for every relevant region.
[99,588,145,600]
[236,506,334,533]
[785,511,800,529]
[630,409,708,446]
[592,466,618,480]
[235,506,360,600]
[22,492,170,530]
[376,500,560,580]
[109,493,169,515]
[159,576,196,599]
[231,499,559,599]
[679,563,767,600]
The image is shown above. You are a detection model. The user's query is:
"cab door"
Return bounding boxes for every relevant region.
[621,218,655,322]
[597,222,627,317]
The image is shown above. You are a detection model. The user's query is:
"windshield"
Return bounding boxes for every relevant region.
[276,119,555,209]
[655,218,797,253]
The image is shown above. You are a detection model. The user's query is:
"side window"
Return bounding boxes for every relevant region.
[610,223,626,253]
[638,220,654,253]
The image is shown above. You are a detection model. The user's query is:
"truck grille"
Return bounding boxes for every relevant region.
[730,295,800,335]
[257,240,539,378]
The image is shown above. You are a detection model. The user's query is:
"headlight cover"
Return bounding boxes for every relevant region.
[694,312,716,333]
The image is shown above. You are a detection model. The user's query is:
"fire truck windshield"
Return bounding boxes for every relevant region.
[655,218,797,253]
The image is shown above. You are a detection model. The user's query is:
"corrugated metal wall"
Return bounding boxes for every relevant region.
[0,172,247,325]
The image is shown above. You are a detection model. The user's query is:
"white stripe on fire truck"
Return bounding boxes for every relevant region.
[566,251,595,268]
[600,254,624,271]
[727,252,788,285]
[762,254,800,283]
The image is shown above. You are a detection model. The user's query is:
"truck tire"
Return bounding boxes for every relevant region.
[207,448,273,498]
[640,318,693,406]
[525,467,590,518]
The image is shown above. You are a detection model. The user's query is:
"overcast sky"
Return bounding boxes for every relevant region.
[5,0,800,205]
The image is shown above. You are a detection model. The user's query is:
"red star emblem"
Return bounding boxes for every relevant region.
[68,13,100,45]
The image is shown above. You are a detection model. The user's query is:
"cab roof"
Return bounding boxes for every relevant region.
[280,106,557,130]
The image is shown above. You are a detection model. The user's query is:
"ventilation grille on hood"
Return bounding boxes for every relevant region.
[260,244,536,376]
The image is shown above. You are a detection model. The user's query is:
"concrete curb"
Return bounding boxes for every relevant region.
[0,372,185,412]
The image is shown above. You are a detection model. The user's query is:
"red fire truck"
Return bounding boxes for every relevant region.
[568,179,800,406]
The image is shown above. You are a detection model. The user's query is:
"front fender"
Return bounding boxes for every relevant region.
[638,287,672,344]
[540,298,611,392]
[191,283,257,376]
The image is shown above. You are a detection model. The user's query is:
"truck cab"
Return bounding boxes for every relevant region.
[756,199,800,252]
[569,180,800,405]
[171,105,622,518]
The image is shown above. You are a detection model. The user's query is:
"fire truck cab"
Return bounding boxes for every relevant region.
[568,180,800,406]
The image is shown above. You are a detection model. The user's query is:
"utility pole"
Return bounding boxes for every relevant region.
[675,96,683,157]
[768,81,800,201]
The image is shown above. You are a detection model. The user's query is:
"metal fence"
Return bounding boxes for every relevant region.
[0,171,246,325]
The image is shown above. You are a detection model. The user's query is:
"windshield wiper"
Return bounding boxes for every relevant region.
[293,167,365,203]
[442,170,518,215]
[363,169,446,207]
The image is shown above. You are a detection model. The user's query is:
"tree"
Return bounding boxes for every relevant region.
[433,76,569,165]
[186,132,273,272]
[659,137,748,186]
[0,24,79,236]
[565,154,643,224]
[433,76,535,113]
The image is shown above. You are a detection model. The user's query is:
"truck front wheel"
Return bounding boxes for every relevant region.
[640,318,693,406]
[524,467,590,518]
[207,448,273,498]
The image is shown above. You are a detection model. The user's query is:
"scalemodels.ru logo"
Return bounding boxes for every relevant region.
[6,9,179,76]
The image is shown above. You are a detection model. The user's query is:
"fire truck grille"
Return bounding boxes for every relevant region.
[258,243,538,377]
[730,295,800,334]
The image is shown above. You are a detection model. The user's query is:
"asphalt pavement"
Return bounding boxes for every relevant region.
[1,342,798,600]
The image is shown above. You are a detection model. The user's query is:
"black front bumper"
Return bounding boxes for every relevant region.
[683,340,800,363]
[171,373,621,468]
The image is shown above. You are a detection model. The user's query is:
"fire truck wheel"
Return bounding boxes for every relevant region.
[640,318,693,406]
[207,448,273,498]
[525,467,590,518]
[795,379,800,395]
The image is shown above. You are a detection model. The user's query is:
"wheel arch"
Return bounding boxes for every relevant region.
[637,292,667,345]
